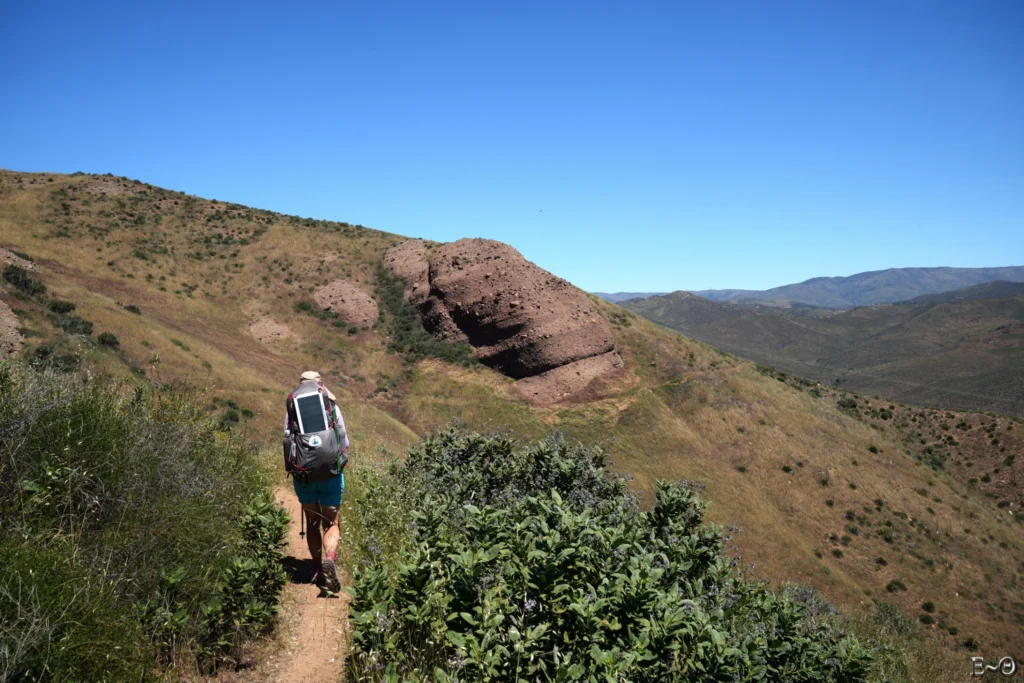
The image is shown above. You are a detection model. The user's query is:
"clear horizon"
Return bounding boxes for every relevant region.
[2,1,1022,292]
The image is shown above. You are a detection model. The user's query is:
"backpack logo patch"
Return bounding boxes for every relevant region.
[309,435,322,447]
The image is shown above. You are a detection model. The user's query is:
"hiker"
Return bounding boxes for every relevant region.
[284,370,349,592]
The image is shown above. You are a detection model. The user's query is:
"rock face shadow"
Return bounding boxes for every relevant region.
[383,238,623,402]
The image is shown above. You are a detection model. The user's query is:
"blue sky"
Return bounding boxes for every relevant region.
[2,1,1021,292]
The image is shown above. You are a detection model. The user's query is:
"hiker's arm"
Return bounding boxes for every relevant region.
[333,404,350,452]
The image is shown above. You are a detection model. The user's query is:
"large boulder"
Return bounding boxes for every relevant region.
[384,238,620,388]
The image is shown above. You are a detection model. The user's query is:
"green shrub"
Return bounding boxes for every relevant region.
[3,264,46,296]
[346,427,874,681]
[98,331,120,349]
[48,299,76,314]
[29,342,80,372]
[0,363,287,679]
[837,397,857,410]
[51,312,93,336]
[870,602,917,639]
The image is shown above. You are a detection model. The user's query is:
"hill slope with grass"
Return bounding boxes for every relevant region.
[695,266,1024,308]
[621,290,1024,416]
[2,169,1023,679]
[903,280,1024,304]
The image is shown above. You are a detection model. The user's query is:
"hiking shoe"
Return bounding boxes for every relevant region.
[322,557,341,593]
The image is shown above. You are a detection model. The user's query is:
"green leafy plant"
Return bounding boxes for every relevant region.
[346,427,874,681]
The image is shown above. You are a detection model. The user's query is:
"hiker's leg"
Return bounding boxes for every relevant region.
[319,504,342,592]
[302,503,323,561]
[320,505,340,561]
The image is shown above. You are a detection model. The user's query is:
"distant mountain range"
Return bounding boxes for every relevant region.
[598,266,1024,309]
[592,291,667,303]
[620,284,1024,416]
[902,280,1024,305]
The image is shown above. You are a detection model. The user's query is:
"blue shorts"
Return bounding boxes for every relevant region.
[293,473,345,507]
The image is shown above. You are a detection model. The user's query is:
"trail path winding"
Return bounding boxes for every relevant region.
[219,485,351,683]
[268,485,351,683]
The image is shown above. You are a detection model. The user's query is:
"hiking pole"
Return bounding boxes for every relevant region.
[299,506,305,539]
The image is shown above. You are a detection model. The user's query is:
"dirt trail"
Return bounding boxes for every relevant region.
[222,485,350,683]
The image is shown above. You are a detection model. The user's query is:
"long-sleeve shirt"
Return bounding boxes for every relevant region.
[285,401,350,453]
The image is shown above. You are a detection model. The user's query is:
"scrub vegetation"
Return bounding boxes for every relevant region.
[0,362,288,680]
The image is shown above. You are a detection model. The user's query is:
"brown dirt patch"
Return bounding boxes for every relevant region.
[0,299,23,358]
[313,280,378,327]
[0,247,35,271]
[249,317,294,345]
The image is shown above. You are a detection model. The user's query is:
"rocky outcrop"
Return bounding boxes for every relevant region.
[313,280,378,327]
[384,238,622,399]
[0,248,34,271]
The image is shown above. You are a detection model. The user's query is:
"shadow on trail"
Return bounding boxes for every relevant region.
[283,556,314,584]
[282,556,343,599]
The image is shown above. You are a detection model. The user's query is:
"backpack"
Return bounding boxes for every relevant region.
[283,379,348,483]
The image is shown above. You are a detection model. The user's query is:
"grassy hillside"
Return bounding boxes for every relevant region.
[621,290,1024,416]
[2,170,1023,677]
[696,266,1024,308]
